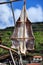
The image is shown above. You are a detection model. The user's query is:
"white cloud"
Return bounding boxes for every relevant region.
[0,0,7,2]
[0,4,21,29]
[0,4,43,29]
[14,9,21,21]
[27,5,43,22]
[0,4,14,29]
[14,5,43,22]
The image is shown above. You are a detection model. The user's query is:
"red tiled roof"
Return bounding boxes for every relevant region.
[26,63,41,65]
[33,56,42,58]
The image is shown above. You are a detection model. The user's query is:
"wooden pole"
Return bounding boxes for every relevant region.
[0,45,18,53]
[11,37,34,40]
[10,2,16,25]
[0,0,21,4]
[9,50,16,65]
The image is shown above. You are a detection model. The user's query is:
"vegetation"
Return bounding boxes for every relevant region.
[34,32,43,50]
[0,22,43,55]
[32,22,43,51]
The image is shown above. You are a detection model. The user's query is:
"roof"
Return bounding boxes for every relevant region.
[33,56,42,58]
[26,63,41,65]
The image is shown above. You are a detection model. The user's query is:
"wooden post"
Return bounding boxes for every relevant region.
[0,45,17,53]
[9,50,16,65]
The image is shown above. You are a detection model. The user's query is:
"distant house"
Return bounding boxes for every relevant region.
[33,56,42,62]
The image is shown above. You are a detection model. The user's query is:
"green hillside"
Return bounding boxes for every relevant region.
[0,22,43,55]
[32,22,43,49]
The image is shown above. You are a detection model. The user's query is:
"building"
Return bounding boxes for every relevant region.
[33,56,42,62]
[11,0,35,54]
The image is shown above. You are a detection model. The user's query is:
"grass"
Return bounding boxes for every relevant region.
[0,24,43,55]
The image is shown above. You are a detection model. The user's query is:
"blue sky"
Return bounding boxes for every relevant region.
[0,0,43,29]
[13,0,43,9]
